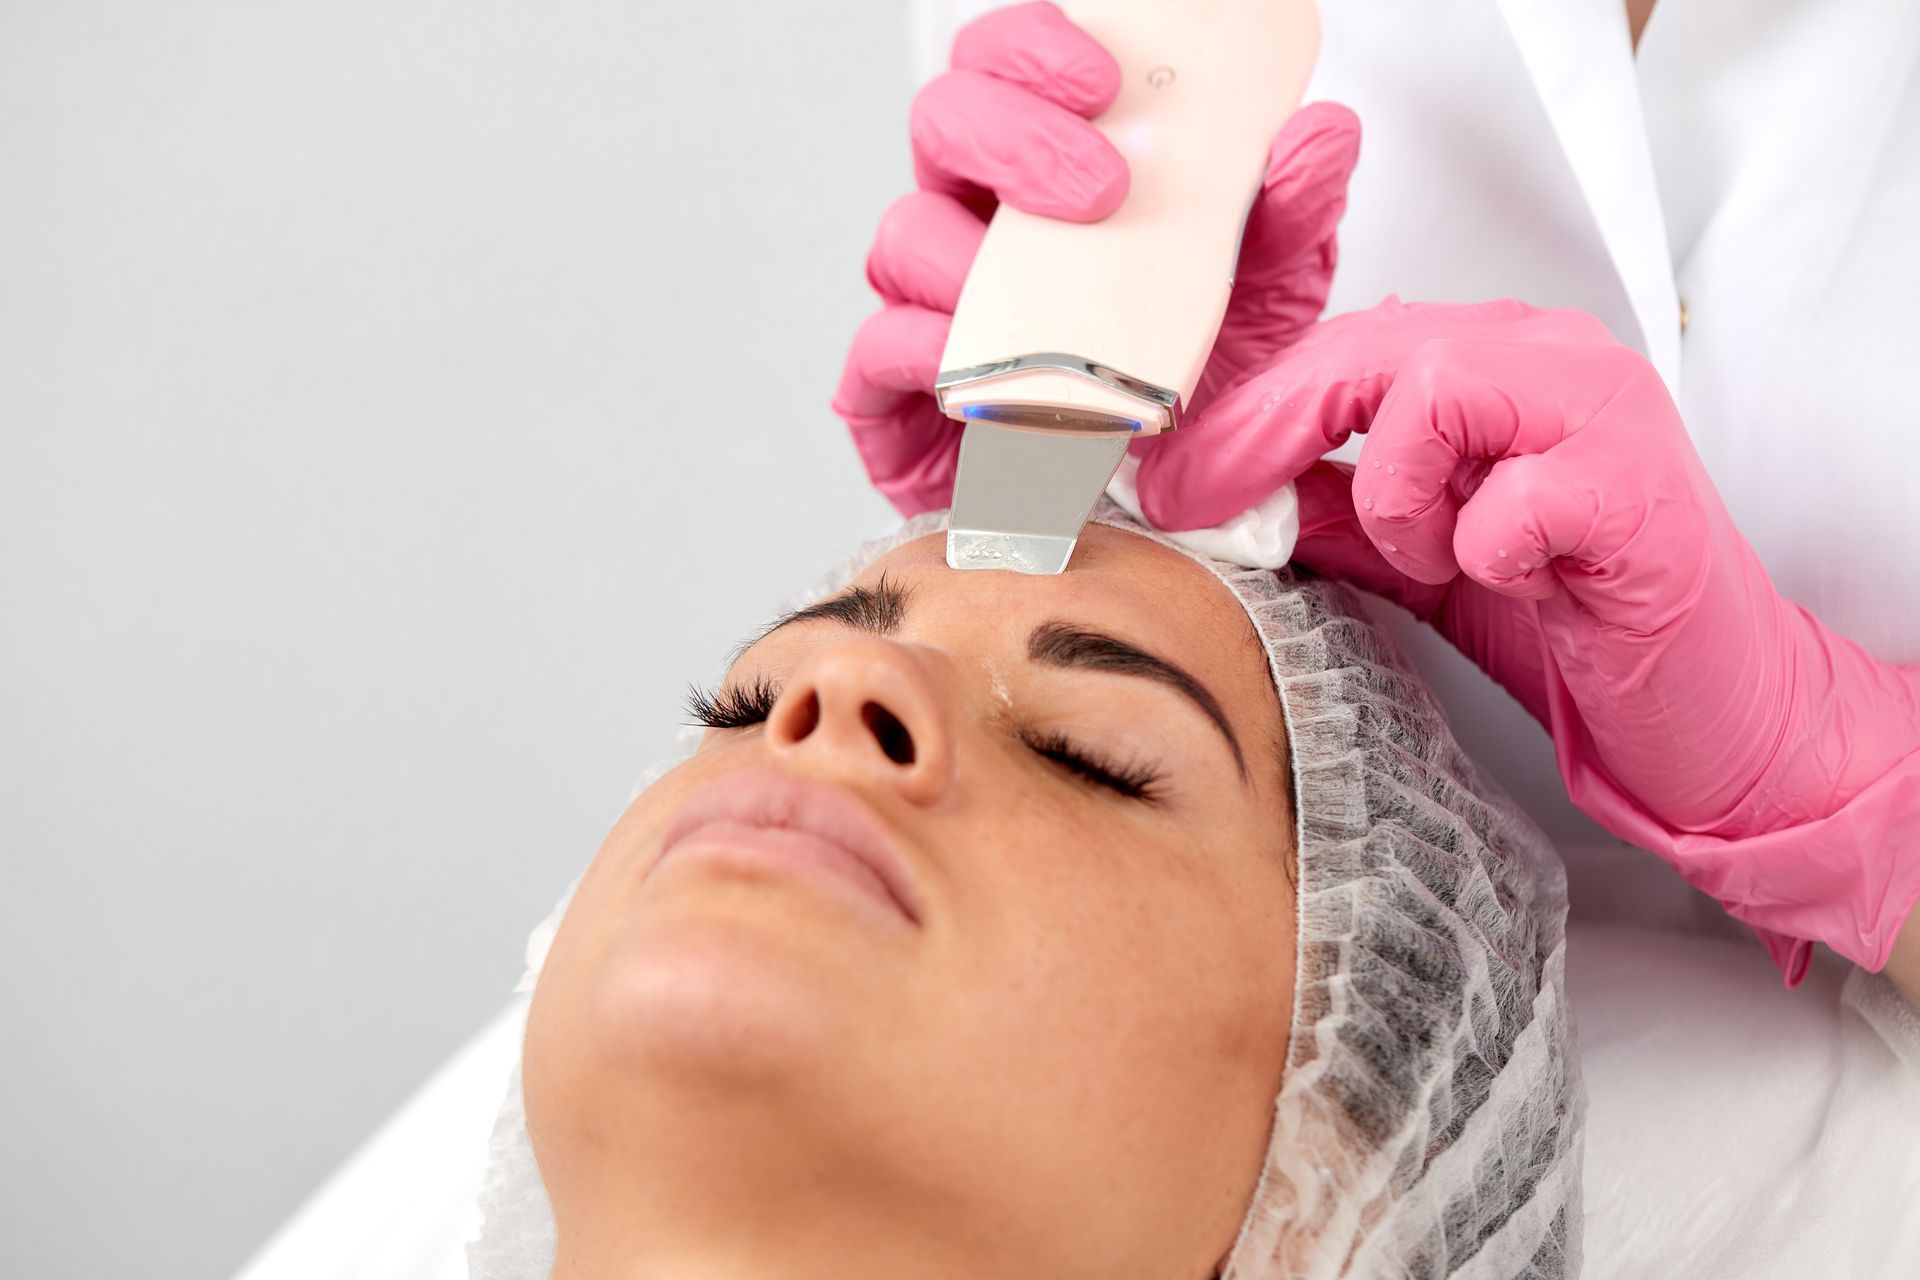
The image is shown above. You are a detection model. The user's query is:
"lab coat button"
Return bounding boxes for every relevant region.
[1679,298,1690,333]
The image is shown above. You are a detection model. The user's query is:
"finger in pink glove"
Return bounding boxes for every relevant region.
[835,0,1361,517]
[913,2,1127,222]
[1157,298,1920,982]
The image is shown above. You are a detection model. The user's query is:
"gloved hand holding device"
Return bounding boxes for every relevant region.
[833,0,1360,517]
[830,0,1920,985]
[1148,298,1920,984]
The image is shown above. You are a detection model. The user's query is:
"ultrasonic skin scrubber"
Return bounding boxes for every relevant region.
[936,0,1320,573]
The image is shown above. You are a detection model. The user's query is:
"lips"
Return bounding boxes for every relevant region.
[650,768,923,927]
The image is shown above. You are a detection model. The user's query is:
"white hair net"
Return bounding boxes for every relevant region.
[468,505,1583,1279]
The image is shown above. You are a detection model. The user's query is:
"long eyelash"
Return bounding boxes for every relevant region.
[1024,730,1166,804]
[684,675,782,729]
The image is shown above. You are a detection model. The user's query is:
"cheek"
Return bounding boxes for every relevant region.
[915,811,1296,1250]
[523,751,758,1075]
[949,804,1297,1103]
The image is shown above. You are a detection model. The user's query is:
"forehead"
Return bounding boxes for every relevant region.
[857,524,1243,608]
[848,523,1281,734]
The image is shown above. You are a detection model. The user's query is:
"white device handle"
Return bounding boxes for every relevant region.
[937,0,1320,432]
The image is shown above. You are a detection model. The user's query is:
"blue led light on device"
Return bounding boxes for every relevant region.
[959,403,1146,434]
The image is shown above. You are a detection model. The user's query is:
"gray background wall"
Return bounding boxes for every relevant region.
[0,3,907,1276]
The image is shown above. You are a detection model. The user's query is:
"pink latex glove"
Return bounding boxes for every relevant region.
[1153,298,1920,983]
[831,0,1361,517]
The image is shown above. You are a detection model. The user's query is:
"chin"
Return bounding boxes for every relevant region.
[584,892,892,1089]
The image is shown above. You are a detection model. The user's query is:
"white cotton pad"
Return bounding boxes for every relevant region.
[1104,453,1299,570]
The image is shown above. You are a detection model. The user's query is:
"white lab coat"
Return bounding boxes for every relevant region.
[913,2,1920,1276]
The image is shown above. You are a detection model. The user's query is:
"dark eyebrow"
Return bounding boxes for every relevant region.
[740,574,909,657]
[1027,621,1248,779]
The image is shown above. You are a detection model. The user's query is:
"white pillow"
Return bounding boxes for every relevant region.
[1567,921,1920,1279]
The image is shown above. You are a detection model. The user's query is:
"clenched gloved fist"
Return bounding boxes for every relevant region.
[832,0,1361,517]
[1150,297,1920,982]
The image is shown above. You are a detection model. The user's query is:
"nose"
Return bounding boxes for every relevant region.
[764,638,956,807]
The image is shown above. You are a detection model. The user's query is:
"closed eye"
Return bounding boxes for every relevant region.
[685,676,781,729]
[1023,730,1166,804]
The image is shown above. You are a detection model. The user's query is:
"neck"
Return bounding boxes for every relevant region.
[542,1104,1003,1280]
[548,1192,981,1280]
[1625,0,1657,49]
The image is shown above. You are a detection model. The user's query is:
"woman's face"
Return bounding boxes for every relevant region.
[524,524,1298,1280]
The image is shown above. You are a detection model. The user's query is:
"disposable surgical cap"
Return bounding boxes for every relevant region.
[469,504,1584,1279]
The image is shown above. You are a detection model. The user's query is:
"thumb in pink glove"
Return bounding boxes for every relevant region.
[831,0,1360,516]
[1168,298,1920,982]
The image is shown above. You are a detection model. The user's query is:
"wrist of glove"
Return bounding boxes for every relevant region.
[1547,603,1920,983]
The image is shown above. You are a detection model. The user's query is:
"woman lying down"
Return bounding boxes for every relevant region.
[467,504,1580,1280]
